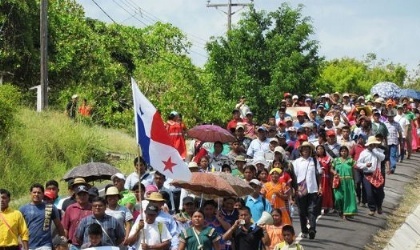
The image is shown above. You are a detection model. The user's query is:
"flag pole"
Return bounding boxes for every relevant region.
[137,145,146,244]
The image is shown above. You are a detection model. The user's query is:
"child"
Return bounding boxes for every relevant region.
[81,223,111,249]
[274,225,304,250]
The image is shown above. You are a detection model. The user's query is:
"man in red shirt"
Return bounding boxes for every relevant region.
[227,109,243,133]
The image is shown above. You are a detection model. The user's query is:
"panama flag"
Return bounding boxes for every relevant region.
[131,78,191,182]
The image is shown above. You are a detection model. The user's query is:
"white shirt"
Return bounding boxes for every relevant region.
[293,157,323,193]
[125,172,154,190]
[129,217,172,250]
[356,148,385,173]
[247,138,271,158]
[395,114,409,138]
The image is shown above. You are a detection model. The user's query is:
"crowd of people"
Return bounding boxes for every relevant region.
[2,92,420,250]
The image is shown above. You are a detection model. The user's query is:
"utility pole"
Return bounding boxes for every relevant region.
[40,0,48,110]
[207,0,253,32]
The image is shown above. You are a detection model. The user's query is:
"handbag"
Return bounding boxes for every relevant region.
[332,174,340,189]
[365,167,384,188]
[297,160,310,197]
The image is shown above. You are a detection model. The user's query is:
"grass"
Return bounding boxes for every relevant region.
[364,171,420,249]
[0,108,138,207]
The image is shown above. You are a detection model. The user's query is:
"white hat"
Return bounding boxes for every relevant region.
[249,179,262,187]
[343,93,350,97]
[302,122,314,129]
[270,138,279,144]
[292,95,299,100]
[72,94,79,99]
[252,157,268,168]
[111,173,126,181]
[324,116,334,122]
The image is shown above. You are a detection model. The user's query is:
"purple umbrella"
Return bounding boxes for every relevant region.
[187,125,236,143]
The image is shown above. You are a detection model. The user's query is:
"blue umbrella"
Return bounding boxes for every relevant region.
[399,89,418,99]
[416,91,420,100]
[370,82,401,99]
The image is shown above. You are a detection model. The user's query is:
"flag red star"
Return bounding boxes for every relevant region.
[162,157,177,173]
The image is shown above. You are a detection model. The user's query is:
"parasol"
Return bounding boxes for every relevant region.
[62,162,121,182]
[370,81,401,99]
[187,125,236,143]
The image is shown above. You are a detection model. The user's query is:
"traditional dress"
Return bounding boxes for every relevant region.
[262,182,292,225]
[264,224,285,250]
[179,226,220,250]
[332,157,358,216]
[165,120,187,159]
[317,155,333,210]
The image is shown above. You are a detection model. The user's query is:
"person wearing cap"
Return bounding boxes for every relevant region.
[174,196,196,230]
[262,168,292,225]
[75,197,125,246]
[383,109,402,173]
[126,203,172,250]
[350,134,368,206]
[277,133,293,156]
[62,177,90,212]
[112,173,137,211]
[245,179,272,223]
[342,93,354,114]
[62,184,93,250]
[105,187,133,245]
[395,105,410,163]
[227,109,243,133]
[372,111,389,140]
[20,183,66,250]
[325,130,341,159]
[356,136,386,216]
[125,156,154,191]
[275,107,292,127]
[234,124,253,154]
[289,134,308,161]
[291,95,299,107]
[231,155,247,178]
[66,94,79,119]
[146,192,180,250]
[247,126,271,159]
[235,95,251,119]
[165,111,187,160]
[264,137,279,161]
[293,111,307,129]
[292,142,322,239]
[0,188,29,250]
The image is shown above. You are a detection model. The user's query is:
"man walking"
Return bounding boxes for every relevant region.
[20,183,65,250]
[0,189,29,250]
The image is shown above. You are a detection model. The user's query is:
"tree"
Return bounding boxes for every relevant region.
[317,54,407,95]
[205,3,323,121]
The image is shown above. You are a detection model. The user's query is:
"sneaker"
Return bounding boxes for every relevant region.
[368,211,375,216]
[309,230,316,239]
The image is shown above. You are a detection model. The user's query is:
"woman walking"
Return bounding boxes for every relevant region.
[315,145,334,213]
[332,146,358,219]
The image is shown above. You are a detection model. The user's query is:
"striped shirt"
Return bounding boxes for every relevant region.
[384,121,402,145]
[75,214,125,246]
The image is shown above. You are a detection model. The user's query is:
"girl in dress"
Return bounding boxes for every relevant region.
[315,145,334,213]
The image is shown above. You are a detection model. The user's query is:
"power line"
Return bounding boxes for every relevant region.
[91,0,116,23]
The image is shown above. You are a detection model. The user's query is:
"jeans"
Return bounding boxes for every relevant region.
[389,144,398,171]
[353,168,367,204]
[362,177,384,212]
[296,193,320,234]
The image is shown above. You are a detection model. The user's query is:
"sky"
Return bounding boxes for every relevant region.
[76,0,420,72]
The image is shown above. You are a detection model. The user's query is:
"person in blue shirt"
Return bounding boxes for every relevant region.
[244,179,272,223]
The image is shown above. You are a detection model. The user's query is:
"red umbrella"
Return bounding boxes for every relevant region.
[187,125,236,143]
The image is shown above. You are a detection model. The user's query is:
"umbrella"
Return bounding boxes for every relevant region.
[212,172,254,197]
[399,89,418,99]
[187,125,236,143]
[62,162,121,182]
[370,81,401,99]
[171,172,253,197]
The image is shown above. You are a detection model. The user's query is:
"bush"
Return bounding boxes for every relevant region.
[0,84,21,139]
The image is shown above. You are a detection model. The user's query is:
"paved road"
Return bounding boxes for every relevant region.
[292,153,420,250]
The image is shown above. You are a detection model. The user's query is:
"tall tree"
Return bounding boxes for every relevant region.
[205,3,322,121]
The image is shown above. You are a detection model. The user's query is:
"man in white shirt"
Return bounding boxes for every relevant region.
[126,203,171,250]
[235,96,251,119]
[247,126,271,159]
[356,136,385,216]
[125,156,154,190]
[395,105,410,163]
[292,142,322,240]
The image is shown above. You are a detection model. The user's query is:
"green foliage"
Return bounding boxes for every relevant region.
[205,3,323,122]
[317,55,407,95]
[0,108,137,197]
[0,84,21,139]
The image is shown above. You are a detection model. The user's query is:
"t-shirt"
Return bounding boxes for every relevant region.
[19,203,59,248]
[233,224,264,250]
[105,205,133,228]
[129,217,172,250]
[118,190,136,207]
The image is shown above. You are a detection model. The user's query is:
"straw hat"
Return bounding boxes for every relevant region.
[146,192,165,202]
[365,136,381,146]
[298,141,315,151]
[105,186,121,198]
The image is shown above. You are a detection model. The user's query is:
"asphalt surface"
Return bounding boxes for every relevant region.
[292,152,420,250]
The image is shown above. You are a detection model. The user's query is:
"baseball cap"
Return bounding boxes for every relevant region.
[285,117,293,122]
[236,124,245,130]
[257,126,267,132]
[183,196,194,205]
[145,204,159,215]
[286,127,296,132]
[249,179,262,187]
[270,138,279,144]
[292,95,299,100]
[297,111,306,117]
[326,130,336,136]
[284,92,292,98]
[324,116,333,122]
[343,93,350,98]
[75,185,89,194]
[246,111,253,116]
[298,134,308,141]
[111,173,126,182]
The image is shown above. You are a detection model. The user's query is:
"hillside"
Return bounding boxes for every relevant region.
[0,108,138,198]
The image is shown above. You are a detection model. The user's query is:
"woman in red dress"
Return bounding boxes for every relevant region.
[165,111,187,159]
[316,144,334,213]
